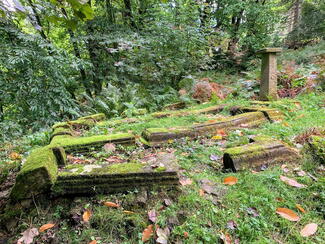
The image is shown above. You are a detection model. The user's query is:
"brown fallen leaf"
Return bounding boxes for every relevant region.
[9,152,22,160]
[199,189,205,196]
[179,177,192,186]
[223,176,238,185]
[279,175,306,188]
[104,201,120,208]
[220,231,232,244]
[82,209,92,223]
[295,204,306,213]
[300,223,318,237]
[39,223,55,232]
[88,240,97,244]
[17,228,39,244]
[276,208,300,221]
[142,224,153,242]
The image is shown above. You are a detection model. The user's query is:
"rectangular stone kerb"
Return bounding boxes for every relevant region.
[258,48,282,101]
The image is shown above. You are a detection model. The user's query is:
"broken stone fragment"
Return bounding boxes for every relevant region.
[307,136,325,164]
[223,138,300,172]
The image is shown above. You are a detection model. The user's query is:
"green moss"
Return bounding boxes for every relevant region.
[155,166,167,172]
[224,143,265,156]
[79,113,106,121]
[10,146,58,200]
[59,163,144,176]
[90,163,143,174]
[50,133,135,149]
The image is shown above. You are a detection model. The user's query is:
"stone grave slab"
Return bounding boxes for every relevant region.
[223,136,300,172]
[142,112,268,145]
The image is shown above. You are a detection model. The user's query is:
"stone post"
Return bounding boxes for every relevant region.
[257,48,282,101]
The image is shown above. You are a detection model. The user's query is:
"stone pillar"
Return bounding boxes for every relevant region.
[257,48,282,101]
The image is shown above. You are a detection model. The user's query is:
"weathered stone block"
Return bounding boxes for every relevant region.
[152,104,226,118]
[52,163,179,195]
[142,112,268,145]
[50,133,136,153]
[223,139,300,172]
[10,147,58,200]
[230,106,284,122]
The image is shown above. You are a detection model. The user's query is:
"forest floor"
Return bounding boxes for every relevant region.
[0,46,325,244]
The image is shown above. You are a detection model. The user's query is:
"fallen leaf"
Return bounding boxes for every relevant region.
[142,224,153,242]
[220,231,232,244]
[39,223,55,232]
[275,197,284,202]
[163,199,172,206]
[103,143,116,152]
[280,175,306,188]
[227,220,237,230]
[211,135,223,140]
[148,209,157,223]
[295,204,306,213]
[179,177,192,186]
[223,176,238,185]
[276,208,300,221]
[300,223,318,237]
[104,201,119,208]
[216,129,227,137]
[156,227,170,244]
[246,207,259,217]
[82,209,92,223]
[123,210,135,214]
[282,122,289,127]
[167,139,174,144]
[17,228,39,244]
[281,164,289,173]
[88,241,97,244]
[9,152,21,160]
[183,231,189,238]
[296,170,306,177]
[199,189,205,196]
[104,156,124,163]
[210,154,221,161]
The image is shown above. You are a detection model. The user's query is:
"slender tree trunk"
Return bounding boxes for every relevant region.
[123,0,136,28]
[27,0,48,41]
[61,8,92,96]
[106,0,115,24]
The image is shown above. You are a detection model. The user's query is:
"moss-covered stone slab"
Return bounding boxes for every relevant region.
[307,136,325,164]
[10,147,58,200]
[51,127,74,141]
[152,104,226,118]
[142,112,268,145]
[52,113,106,130]
[50,133,135,153]
[52,162,179,195]
[230,106,284,122]
[223,139,300,172]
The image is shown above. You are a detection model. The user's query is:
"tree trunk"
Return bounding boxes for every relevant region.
[123,0,136,28]
[61,7,92,96]
[27,0,48,41]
